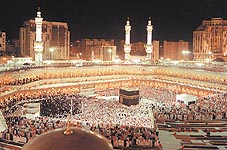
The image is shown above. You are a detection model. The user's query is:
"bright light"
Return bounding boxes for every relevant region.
[132,59,140,64]
[113,58,121,63]
[108,49,112,53]
[205,58,210,62]
[182,50,191,54]
[195,63,204,67]
[49,48,54,52]
[172,61,179,65]
[70,60,78,64]
[43,60,52,65]
[93,59,101,63]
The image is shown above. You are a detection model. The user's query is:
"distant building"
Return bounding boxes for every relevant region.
[163,40,190,60]
[20,20,70,60]
[131,42,146,56]
[193,18,227,61]
[152,40,160,63]
[70,40,81,59]
[99,46,117,61]
[0,31,6,52]
[6,38,20,56]
[79,39,116,61]
[119,41,146,56]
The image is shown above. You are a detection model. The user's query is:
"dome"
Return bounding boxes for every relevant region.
[22,127,113,150]
[213,57,225,62]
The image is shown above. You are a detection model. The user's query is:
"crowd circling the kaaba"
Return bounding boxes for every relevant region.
[0,89,161,149]
[0,85,226,149]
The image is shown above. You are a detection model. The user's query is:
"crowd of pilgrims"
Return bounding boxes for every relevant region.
[1,76,41,86]
[0,86,227,149]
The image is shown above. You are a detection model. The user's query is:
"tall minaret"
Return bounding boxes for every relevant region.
[145,17,153,61]
[34,7,44,63]
[124,17,131,61]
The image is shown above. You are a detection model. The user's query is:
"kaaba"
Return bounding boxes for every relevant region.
[119,88,139,106]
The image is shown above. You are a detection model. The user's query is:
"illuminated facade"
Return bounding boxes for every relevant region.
[193,18,227,61]
[20,15,70,61]
[163,40,190,60]
[152,40,160,63]
[0,31,6,52]
[145,18,153,61]
[124,18,132,61]
[99,46,116,61]
[130,42,146,56]
[79,39,116,61]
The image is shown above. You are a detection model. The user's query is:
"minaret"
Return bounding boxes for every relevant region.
[124,17,131,61]
[145,17,153,61]
[34,7,44,63]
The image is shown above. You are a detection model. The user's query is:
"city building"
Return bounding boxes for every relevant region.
[163,40,190,61]
[99,46,116,61]
[69,40,81,59]
[130,42,146,56]
[193,18,227,61]
[152,40,160,63]
[79,39,116,61]
[0,31,6,53]
[120,41,146,57]
[6,38,20,56]
[20,15,70,61]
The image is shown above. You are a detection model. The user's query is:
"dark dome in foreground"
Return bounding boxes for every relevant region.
[22,127,113,150]
[213,57,225,62]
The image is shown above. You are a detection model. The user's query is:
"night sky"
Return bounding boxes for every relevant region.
[1,0,227,45]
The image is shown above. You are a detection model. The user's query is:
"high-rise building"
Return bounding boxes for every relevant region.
[152,40,160,63]
[0,31,6,52]
[130,42,146,56]
[163,40,190,60]
[99,46,116,61]
[120,41,145,56]
[193,18,227,61]
[20,17,70,60]
[6,38,20,56]
[79,39,116,61]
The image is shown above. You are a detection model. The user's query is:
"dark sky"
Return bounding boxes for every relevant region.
[1,0,227,45]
